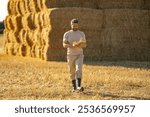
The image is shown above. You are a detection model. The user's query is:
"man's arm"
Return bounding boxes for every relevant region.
[63,42,74,48]
[63,32,75,48]
[75,42,87,48]
[76,32,87,48]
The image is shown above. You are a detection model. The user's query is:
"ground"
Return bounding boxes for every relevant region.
[0,34,150,100]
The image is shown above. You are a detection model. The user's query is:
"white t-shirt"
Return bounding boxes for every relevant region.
[63,30,86,55]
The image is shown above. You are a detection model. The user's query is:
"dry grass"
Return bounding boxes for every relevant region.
[0,37,150,100]
[0,54,150,100]
[2,0,150,99]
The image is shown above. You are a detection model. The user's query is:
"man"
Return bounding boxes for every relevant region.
[63,19,87,92]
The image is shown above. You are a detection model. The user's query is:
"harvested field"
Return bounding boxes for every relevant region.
[1,0,150,101]
[0,53,150,100]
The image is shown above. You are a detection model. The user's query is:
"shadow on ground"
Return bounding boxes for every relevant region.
[84,61,150,70]
[99,92,150,100]
[81,89,150,100]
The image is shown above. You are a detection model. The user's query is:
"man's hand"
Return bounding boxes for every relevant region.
[63,43,78,48]
[63,41,87,49]
[73,42,87,48]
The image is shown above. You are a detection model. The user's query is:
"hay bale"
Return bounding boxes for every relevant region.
[4,43,13,55]
[32,0,41,12]
[16,0,27,15]
[39,12,48,28]
[14,31,21,43]
[45,8,150,61]
[41,28,51,45]
[99,28,150,61]
[22,13,38,30]
[7,0,148,16]
[4,1,150,61]
[43,8,103,61]
[17,30,31,57]
[38,0,47,11]
[99,0,144,9]
[24,0,47,13]
[4,41,19,56]
[8,0,18,15]
[143,0,150,9]
[25,30,34,47]
[25,0,36,13]
[19,29,26,44]
[13,43,20,55]
[5,16,15,31]
[45,0,98,9]
[27,13,36,29]
[15,15,23,31]
[5,15,22,32]
[40,28,51,60]
[7,31,14,43]
[45,0,145,9]
[4,17,10,31]
[42,12,50,28]
[19,44,28,56]
[3,30,9,49]
[104,9,150,28]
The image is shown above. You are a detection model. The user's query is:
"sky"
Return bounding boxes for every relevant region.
[0,0,9,22]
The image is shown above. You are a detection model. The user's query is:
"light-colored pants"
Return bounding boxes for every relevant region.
[67,54,84,80]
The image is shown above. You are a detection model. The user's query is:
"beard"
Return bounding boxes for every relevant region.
[72,28,78,31]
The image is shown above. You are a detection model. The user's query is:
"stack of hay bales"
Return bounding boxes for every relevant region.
[4,0,49,60]
[4,0,150,61]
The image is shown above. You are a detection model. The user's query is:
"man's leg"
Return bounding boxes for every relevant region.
[67,55,77,91]
[75,55,84,91]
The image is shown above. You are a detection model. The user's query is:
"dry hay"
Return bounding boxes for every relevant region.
[144,0,150,9]
[4,1,150,61]
[8,0,47,15]
[46,0,144,9]
[44,0,150,9]
[41,8,150,61]
[104,9,150,28]
[5,15,22,32]
[7,0,150,16]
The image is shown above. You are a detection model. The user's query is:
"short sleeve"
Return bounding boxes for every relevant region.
[63,32,69,44]
[81,32,86,42]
